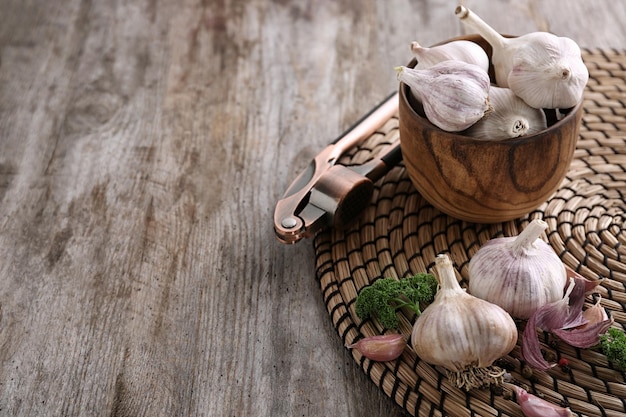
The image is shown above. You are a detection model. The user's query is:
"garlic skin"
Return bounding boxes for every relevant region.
[411,254,518,390]
[521,278,578,370]
[464,86,547,140]
[410,40,490,72]
[455,5,589,109]
[396,61,491,132]
[346,334,407,362]
[468,219,567,319]
[551,296,614,349]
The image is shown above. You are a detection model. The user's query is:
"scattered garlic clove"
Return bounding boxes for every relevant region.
[410,40,490,72]
[396,60,491,132]
[346,333,407,362]
[468,219,567,319]
[507,383,574,417]
[464,86,547,140]
[455,5,589,109]
[411,254,518,391]
[580,297,609,326]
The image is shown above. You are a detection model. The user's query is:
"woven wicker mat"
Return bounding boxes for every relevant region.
[314,48,626,417]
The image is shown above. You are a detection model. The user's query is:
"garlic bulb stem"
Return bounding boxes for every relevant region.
[455,6,507,51]
[508,219,548,256]
[436,253,462,292]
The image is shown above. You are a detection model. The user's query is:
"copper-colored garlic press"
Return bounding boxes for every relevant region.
[274,92,401,244]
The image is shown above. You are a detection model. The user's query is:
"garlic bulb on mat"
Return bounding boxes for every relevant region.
[468,219,567,319]
[396,60,491,132]
[411,254,517,391]
[455,5,589,109]
[464,86,547,140]
[410,40,490,72]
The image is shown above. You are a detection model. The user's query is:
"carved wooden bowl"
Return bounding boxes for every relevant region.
[398,34,584,223]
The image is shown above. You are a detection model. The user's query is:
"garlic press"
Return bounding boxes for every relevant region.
[274,92,401,244]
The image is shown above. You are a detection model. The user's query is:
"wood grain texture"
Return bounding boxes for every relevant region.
[0,1,624,416]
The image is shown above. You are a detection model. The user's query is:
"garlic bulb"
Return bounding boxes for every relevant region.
[410,40,490,72]
[411,254,518,391]
[396,60,491,132]
[464,86,547,140]
[455,5,589,109]
[468,219,567,319]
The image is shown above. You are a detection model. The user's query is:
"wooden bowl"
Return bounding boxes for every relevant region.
[398,34,584,223]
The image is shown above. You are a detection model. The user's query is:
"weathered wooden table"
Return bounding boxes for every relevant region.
[1,1,625,416]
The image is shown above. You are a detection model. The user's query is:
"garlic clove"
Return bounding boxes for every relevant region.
[464,86,547,140]
[346,333,407,362]
[410,40,490,72]
[580,297,609,326]
[507,383,574,417]
[396,60,491,132]
[455,5,588,109]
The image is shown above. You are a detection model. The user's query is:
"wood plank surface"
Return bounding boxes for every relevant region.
[0,1,624,416]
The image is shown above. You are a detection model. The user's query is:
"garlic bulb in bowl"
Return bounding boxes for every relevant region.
[464,86,547,140]
[396,60,491,132]
[467,219,567,319]
[455,5,588,109]
[506,34,589,109]
[411,254,517,391]
[410,40,490,72]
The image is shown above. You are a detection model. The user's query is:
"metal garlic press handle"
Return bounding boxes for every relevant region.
[274,92,401,244]
[307,143,402,231]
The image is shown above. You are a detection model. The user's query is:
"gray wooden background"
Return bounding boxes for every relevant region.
[1,0,625,416]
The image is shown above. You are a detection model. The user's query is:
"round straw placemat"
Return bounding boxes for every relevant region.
[314,48,626,417]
